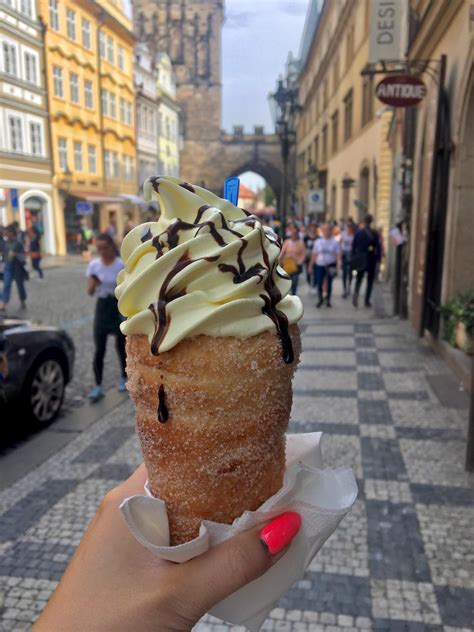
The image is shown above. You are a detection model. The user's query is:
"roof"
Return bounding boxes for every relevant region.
[238,183,257,199]
[298,0,323,66]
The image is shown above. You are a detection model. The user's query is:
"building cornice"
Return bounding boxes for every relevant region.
[0,4,42,37]
[52,111,101,132]
[136,89,159,106]
[0,96,48,116]
[0,74,46,96]
[102,127,135,143]
[0,151,50,165]
[408,0,464,60]
[48,45,96,72]
[0,160,51,172]
[158,91,180,113]
[0,20,43,48]
[100,71,134,94]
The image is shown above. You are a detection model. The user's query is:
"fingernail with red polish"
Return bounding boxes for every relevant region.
[259,512,302,555]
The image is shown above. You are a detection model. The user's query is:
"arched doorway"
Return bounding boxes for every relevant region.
[223,158,282,213]
[235,170,277,224]
[359,165,370,222]
[20,191,55,254]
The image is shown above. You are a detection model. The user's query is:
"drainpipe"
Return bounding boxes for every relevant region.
[39,16,63,254]
[95,9,107,232]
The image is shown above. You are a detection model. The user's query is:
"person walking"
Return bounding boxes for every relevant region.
[28,226,43,279]
[86,233,127,402]
[0,223,28,313]
[280,225,306,295]
[310,223,340,308]
[340,220,355,298]
[351,214,381,308]
[303,224,318,291]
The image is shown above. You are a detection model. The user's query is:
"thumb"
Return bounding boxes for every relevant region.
[175,512,301,618]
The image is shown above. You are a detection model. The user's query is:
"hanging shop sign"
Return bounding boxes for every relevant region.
[368,0,407,63]
[375,75,427,107]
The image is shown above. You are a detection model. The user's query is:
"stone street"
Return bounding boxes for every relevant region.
[0,276,473,631]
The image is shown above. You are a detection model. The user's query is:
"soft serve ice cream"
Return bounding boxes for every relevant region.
[116,176,303,544]
[116,176,303,361]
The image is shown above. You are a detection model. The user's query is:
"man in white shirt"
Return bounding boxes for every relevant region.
[310,223,341,308]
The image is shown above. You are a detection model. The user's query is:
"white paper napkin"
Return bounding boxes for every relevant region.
[120,432,358,631]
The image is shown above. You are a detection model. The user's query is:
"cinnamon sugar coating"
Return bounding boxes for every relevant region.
[126,326,301,544]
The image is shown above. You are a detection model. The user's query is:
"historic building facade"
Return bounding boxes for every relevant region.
[295,0,392,249]
[0,0,56,252]
[403,0,473,387]
[133,0,283,198]
[135,41,159,188]
[38,0,136,253]
[156,51,180,178]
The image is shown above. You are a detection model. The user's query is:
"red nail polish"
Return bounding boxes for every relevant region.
[259,512,302,555]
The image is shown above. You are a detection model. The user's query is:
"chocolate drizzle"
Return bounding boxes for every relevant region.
[149,249,192,354]
[258,230,294,364]
[140,227,152,243]
[218,239,265,284]
[179,182,195,193]
[145,196,294,363]
[157,384,169,422]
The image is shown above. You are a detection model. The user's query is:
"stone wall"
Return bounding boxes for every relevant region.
[134,0,283,196]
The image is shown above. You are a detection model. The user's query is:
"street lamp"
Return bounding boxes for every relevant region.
[307,160,318,188]
[268,76,299,233]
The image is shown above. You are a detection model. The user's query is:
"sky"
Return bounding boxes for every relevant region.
[222,0,308,134]
[222,0,309,191]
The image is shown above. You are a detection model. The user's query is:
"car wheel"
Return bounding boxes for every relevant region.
[25,356,65,425]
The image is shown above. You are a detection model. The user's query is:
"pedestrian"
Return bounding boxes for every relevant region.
[303,224,318,291]
[105,212,118,242]
[28,226,43,279]
[86,233,127,402]
[0,223,28,313]
[310,222,341,308]
[280,225,306,295]
[123,214,135,238]
[11,220,25,245]
[340,219,355,298]
[351,214,381,308]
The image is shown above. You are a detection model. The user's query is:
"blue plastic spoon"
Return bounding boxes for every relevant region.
[223,177,240,205]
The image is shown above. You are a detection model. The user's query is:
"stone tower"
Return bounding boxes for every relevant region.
[133,0,225,187]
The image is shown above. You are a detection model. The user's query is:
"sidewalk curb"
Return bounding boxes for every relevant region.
[0,389,128,491]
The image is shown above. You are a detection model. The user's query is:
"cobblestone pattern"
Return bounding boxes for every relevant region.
[2,265,124,411]
[0,281,473,631]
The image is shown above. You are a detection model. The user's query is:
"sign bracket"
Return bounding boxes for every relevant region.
[361,59,442,83]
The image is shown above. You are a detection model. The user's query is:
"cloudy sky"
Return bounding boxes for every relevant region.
[222,0,308,133]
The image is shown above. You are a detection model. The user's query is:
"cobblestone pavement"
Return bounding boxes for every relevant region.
[0,279,473,631]
[3,264,123,411]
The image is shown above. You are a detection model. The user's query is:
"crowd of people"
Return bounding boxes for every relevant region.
[280,214,383,309]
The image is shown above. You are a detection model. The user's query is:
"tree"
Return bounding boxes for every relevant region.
[264,184,275,206]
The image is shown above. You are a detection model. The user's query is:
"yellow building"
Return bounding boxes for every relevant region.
[39,0,136,253]
[295,0,392,249]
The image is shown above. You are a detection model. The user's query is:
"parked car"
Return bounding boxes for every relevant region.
[0,318,74,425]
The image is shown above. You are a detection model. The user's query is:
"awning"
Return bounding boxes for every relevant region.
[120,194,148,206]
[69,190,124,203]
